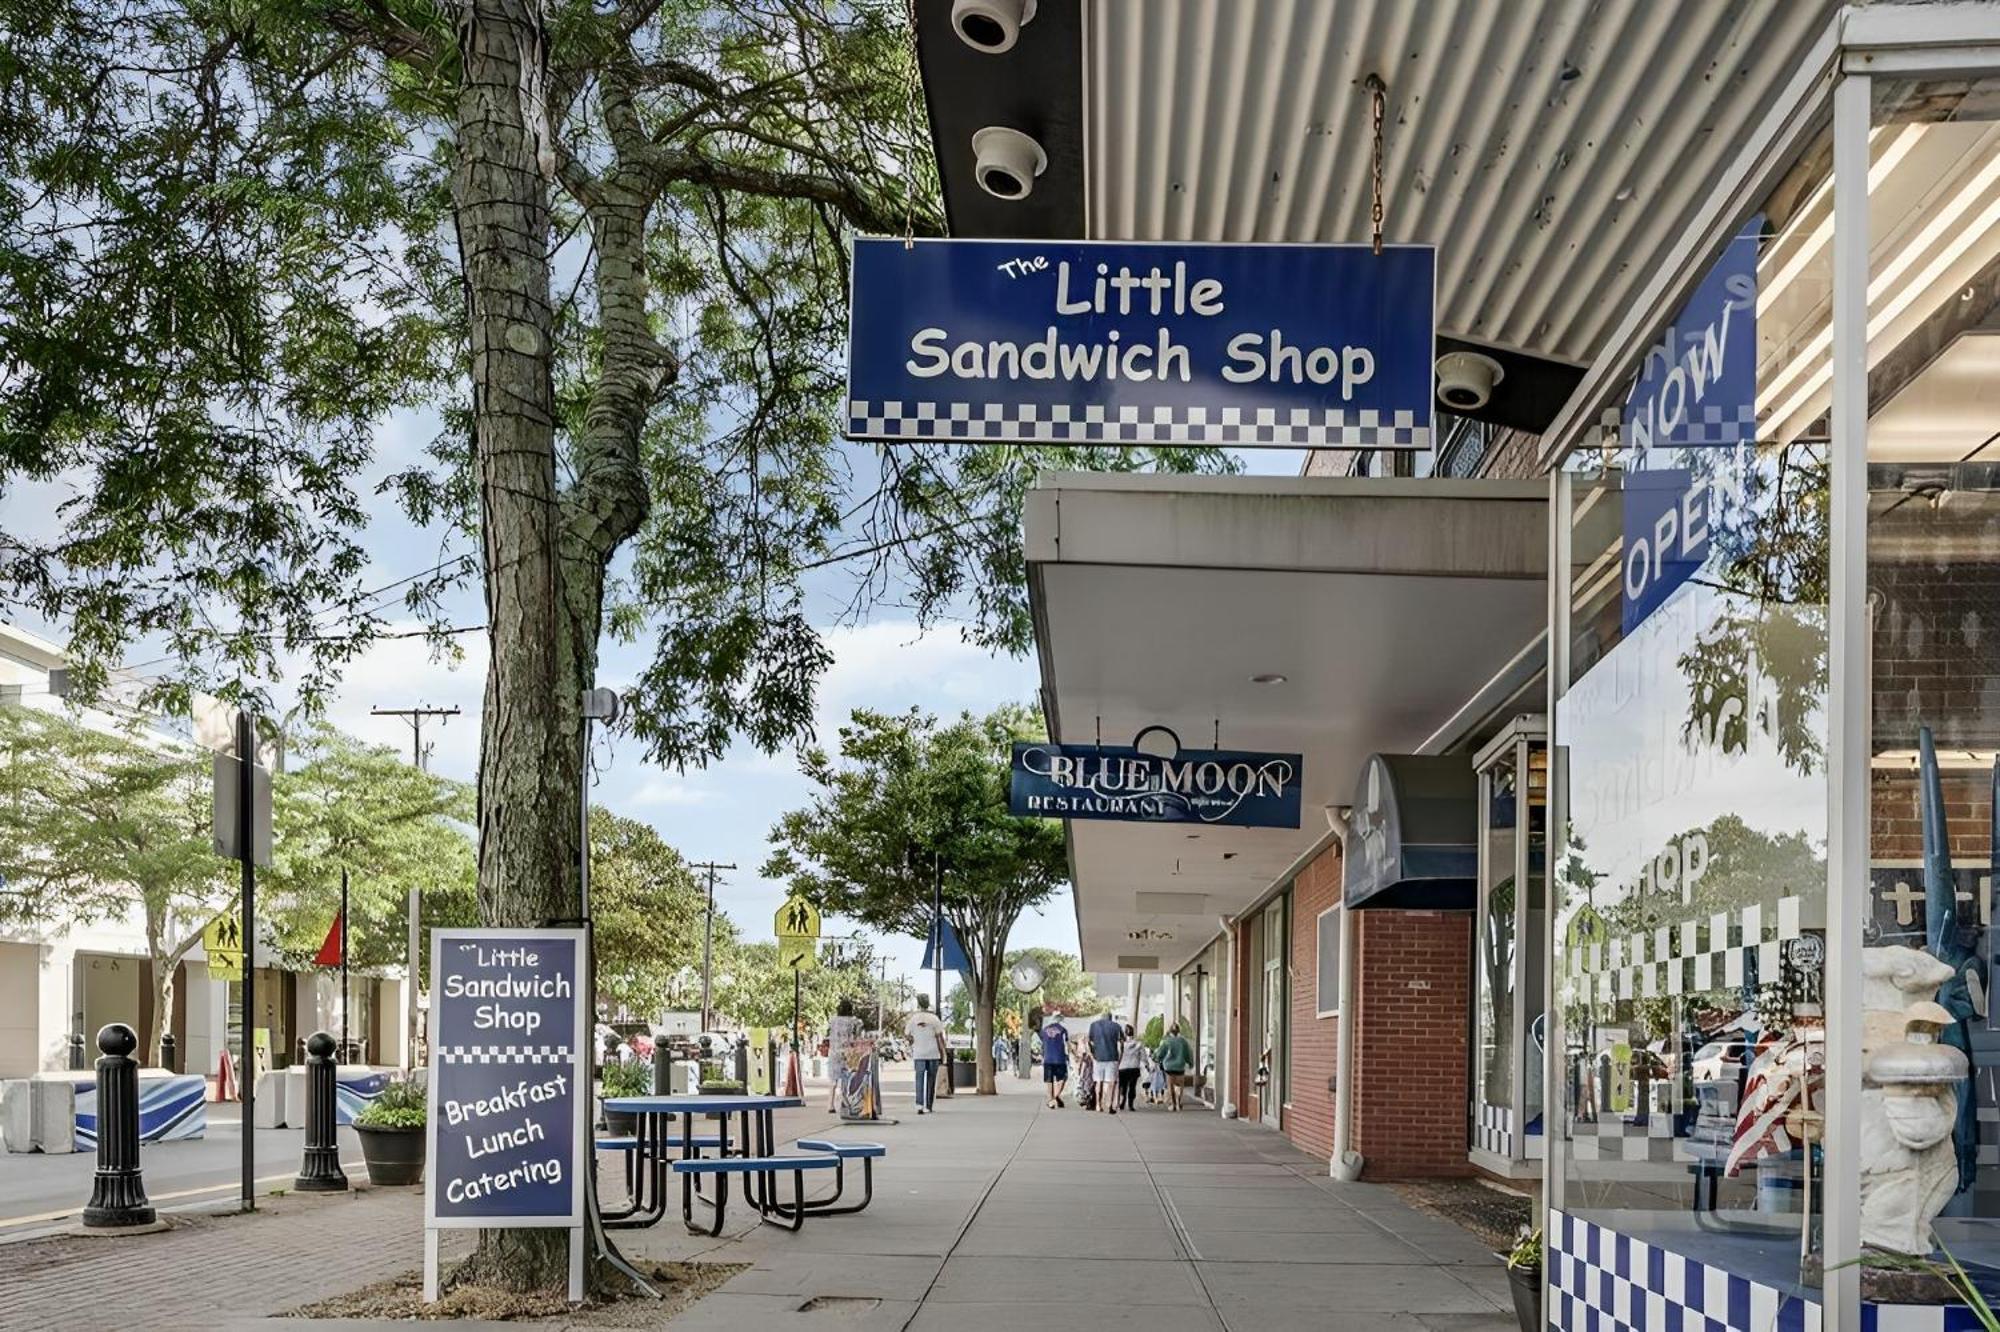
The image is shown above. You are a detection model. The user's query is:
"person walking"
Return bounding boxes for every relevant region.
[1156,1021,1194,1111]
[992,1031,1011,1074]
[906,995,947,1115]
[1116,1023,1143,1111]
[826,999,860,1114]
[1039,1013,1071,1108]
[1145,1043,1168,1104]
[1088,1009,1123,1116]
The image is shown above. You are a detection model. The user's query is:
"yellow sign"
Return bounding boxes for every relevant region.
[777,933,817,971]
[774,895,821,940]
[203,914,244,982]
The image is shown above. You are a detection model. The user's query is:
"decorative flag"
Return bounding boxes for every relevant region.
[921,915,970,973]
[1726,1026,1823,1177]
[314,909,345,967]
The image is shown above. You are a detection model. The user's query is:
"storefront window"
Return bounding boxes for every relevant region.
[1861,73,2000,1293]
[1552,119,1834,1295]
[1476,724,1547,1167]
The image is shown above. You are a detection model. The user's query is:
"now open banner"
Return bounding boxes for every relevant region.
[847,238,1435,450]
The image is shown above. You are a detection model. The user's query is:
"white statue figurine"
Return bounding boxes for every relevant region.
[1859,945,1970,1255]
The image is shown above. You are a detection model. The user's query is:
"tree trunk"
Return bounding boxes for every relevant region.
[973,964,1000,1095]
[451,0,586,1292]
[146,954,174,1068]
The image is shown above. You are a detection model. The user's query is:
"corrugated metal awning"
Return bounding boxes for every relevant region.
[917,0,1842,378]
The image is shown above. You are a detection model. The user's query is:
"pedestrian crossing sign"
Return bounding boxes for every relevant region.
[778,934,817,971]
[203,913,244,982]
[774,895,821,940]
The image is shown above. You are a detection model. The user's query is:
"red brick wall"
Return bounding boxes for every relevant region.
[1350,909,1475,1180]
[1287,843,1342,1162]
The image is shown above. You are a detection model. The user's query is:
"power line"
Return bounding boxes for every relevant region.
[688,861,737,1032]
[370,704,463,771]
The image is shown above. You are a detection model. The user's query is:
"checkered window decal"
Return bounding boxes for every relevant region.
[846,400,1432,450]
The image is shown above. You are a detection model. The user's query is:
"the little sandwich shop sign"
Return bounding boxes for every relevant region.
[847,238,1434,450]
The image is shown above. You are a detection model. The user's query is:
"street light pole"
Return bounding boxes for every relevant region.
[688,861,735,1032]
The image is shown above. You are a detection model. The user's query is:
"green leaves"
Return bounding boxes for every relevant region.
[765,705,1067,991]
[262,722,476,971]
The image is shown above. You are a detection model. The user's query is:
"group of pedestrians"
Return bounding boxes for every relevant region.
[1036,1009,1194,1113]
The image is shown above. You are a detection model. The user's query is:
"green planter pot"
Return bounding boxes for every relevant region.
[1506,1264,1541,1332]
[355,1124,426,1187]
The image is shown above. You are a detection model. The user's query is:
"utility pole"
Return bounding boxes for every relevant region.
[370,703,461,771]
[371,704,458,1072]
[687,862,735,1032]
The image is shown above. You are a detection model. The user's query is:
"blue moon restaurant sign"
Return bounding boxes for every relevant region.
[847,237,1435,450]
[1009,733,1303,829]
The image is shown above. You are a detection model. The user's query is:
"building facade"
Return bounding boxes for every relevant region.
[916,2,2000,1327]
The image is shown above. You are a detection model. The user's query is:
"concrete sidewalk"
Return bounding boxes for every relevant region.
[0,1069,1519,1330]
[622,1073,1519,1331]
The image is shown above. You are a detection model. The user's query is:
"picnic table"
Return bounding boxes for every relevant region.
[598,1092,803,1231]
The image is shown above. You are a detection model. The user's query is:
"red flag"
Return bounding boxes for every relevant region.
[314,910,345,967]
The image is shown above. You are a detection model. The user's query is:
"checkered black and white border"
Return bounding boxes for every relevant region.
[1548,1209,1821,1332]
[1550,1210,1990,1331]
[1566,1111,1682,1163]
[1566,896,1803,1005]
[434,1044,573,1065]
[846,400,1432,449]
[1477,1101,1514,1157]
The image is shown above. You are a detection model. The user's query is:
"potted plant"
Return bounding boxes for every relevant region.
[950,1047,978,1088]
[353,1080,427,1187]
[1503,1227,1542,1332]
[599,1059,650,1134]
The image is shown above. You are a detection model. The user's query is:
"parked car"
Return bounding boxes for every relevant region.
[1691,1037,1751,1084]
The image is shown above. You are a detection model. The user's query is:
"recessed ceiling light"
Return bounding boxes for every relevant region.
[1250,673,1287,685]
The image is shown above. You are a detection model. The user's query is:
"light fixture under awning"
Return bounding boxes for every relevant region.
[1344,753,1478,911]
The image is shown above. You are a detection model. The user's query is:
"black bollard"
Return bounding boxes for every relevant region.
[68,1031,86,1071]
[733,1035,749,1085]
[652,1040,671,1095]
[82,1024,156,1228]
[293,1032,348,1192]
[159,1033,177,1073]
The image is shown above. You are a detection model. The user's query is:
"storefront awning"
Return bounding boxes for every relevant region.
[1026,473,1544,972]
[1344,754,1478,911]
[914,0,1840,434]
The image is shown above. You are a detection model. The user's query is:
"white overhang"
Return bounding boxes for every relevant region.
[1026,474,1546,973]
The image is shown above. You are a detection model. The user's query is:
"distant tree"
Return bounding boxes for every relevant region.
[949,947,1102,1025]
[715,937,881,1040]
[767,706,1068,1094]
[0,706,228,1063]
[586,808,716,1021]
[264,725,476,974]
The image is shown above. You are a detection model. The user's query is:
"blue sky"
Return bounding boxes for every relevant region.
[3,404,1301,994]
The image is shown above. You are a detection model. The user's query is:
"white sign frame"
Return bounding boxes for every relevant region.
[422,926,589,1303]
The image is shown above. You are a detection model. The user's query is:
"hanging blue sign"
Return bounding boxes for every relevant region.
[1010,731,1302,828]
[425,928,587,1229]
[1620,448,1752,634]
[847,238,1435,450]
[1622,217,1761,451]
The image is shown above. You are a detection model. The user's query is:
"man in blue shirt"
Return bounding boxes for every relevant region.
[1088,1009,1124,1116]
[1040,1016,1070,1109]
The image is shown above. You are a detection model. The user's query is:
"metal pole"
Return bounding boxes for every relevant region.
[339,868,349,1059]
[407,887,421,1070]
[687,862,734,1034]
[793,968,801,1052]
[237,708,255,1214]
